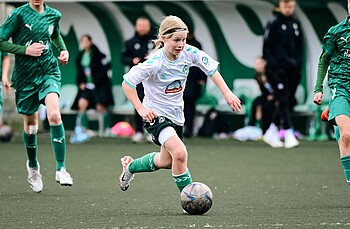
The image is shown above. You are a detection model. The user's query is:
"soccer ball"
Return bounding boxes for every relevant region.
[180,182,213,215]
[0,125,13,142]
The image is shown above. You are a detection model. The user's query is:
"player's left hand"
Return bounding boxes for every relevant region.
[224,91,241,112]
[58,50,69,65]
[1,76,11,93]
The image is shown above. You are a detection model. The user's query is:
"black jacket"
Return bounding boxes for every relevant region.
[121,32,155,69]
[184,38,207,99]
[263,12,303,73]
[72,45,114,109]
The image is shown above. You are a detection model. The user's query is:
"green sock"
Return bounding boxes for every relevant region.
[22,131,38,168]
[128,152,158,173]
[341,155,350,187]
[173,170,192,192]
[50,124,66,170]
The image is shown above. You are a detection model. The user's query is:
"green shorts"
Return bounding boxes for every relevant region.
[328,85,350,125]
[144,116,183,146]
[15,78,61,115]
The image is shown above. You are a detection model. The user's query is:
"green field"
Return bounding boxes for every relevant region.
[1,135,349,228]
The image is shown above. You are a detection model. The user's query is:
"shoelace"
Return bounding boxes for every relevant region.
[29,170,42,181]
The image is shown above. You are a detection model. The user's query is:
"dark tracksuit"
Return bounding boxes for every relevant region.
[263,12,303,129]
[183,37,207,137]
[121,32,155,133]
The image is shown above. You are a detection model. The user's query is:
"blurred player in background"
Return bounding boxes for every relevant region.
[0,0,73,192]
[313,0,350,188]
[119,15,241,203]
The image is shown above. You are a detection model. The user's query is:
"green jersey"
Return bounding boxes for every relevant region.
[0,3,62,90]
[322,16,350,90]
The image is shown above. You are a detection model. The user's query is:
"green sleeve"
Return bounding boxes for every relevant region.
[52,35,67,52]
[0,38,26,55]
[314,50,331,93]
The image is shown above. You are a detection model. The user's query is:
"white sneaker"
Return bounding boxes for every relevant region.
[284,129,300,149]
[131,132,144,143]
[263,123,283,148]
[55,167,73,186]
[119,156,135,191]
[26,161,43,193]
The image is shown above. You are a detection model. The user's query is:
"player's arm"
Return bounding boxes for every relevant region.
[122,80,157,122]
[52,35,69,65]
[1,53,11,93]
[0,39,44,57]
[313,50,331,105]
[209,71,241,112]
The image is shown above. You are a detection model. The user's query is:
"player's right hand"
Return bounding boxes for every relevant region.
[137,106,157,123]
[313,92,323,105]
[25,43,44,57]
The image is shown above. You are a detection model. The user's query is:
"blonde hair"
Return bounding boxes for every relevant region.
[151,15,188,55]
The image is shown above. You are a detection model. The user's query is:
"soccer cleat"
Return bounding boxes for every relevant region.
[55,167,73,186]
[119,156,135,191]
[26,160,43,193]
[321,107,329,122]
[263,124,283,148]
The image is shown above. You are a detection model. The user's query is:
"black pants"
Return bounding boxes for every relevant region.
[183,96,198,137]
[135,83,145,133]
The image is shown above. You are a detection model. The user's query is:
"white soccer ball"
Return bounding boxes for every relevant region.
[0,125,13,142]
[180,182,213,215]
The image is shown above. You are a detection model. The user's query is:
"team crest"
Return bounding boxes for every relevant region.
[48,25,54,35]
[182,65,189,75]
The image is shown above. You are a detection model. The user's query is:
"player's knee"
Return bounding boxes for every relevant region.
[28,125,38,135]
[173,149,188,164]
[341,132,350,145]
[47,111,61,124]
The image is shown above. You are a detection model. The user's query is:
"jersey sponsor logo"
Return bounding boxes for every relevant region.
[165,80,183,94]
[25,24,32,31]
[202,56,209,66]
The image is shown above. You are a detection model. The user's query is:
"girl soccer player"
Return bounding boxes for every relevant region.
[0,0,73,192]
[119,15,241,194]
[313,0,350,188]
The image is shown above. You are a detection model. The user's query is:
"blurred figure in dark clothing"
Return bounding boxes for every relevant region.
[121,17,155,143]
[183,31,207,138]
[262,0,303,148]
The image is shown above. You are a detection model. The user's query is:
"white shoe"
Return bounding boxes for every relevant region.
[26,161,43,193]
[131,132,144,143]
[263,124,283,148]
[284,129,300,149]
[55,167,73,186]
[119,156,135,191]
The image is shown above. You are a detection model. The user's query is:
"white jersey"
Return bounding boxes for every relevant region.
[123,44,219,126]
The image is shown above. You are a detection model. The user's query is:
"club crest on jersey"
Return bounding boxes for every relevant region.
[48,25,54,36]
[165,80,183,94]
[344,50,350,58]
[182,65,189,75]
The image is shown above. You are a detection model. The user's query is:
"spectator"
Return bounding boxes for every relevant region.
[262,0,303,148]
[248,57,275,134]
[183,31,207,138]
[70,34,114,144]
[121,17,156,143]
[0,0,73,192]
